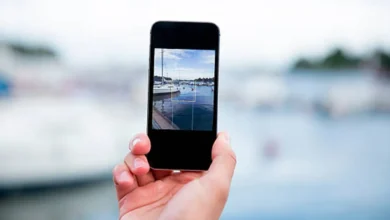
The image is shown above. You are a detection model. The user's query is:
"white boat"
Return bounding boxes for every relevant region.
[0,97,137,189]
[221,75,287,108]
[153,49,180,95]
[322,83,376,118]
[153,84,179,94]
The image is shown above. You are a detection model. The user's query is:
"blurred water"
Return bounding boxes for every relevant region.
[220,104,390,219]
[1,72,390,219]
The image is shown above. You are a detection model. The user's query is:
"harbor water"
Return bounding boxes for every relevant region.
[153,85,214,130]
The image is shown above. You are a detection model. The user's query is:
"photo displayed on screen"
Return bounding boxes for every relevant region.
[152,48,215,131]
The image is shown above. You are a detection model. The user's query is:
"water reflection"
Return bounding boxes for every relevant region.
[152,86,214,130]
[153,91,180,102]
[153,92,180,116]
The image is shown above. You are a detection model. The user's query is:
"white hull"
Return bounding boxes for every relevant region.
[0,97,139,189]
[153,85,179,94]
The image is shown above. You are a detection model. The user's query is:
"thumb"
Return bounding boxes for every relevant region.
[201,132,237,191]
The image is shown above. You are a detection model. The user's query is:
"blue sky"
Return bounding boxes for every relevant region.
[154,48,215,80]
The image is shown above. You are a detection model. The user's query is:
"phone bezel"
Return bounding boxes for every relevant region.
[146,21,220,171]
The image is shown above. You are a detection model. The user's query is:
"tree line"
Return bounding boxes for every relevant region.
[194,77,214,82]
[293,48,390,75]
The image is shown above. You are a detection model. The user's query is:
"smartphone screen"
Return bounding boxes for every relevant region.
[152,48,215,131]
[147,21,219,170]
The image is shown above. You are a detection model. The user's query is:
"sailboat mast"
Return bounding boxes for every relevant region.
[161,49,164,84]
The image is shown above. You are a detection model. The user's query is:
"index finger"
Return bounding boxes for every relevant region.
[129,133,151,155]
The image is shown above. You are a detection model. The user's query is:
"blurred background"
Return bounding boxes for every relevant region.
[1,0,390,219]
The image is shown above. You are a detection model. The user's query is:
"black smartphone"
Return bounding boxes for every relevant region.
[146,21,220,171]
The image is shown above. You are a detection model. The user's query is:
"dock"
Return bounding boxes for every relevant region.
[152,107,179,129]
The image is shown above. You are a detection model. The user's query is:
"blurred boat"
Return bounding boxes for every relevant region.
[317,83,377,118]
[373,83,390,112]
[222,74,288,108]
[0,97,127,190]
[332,88,372,117]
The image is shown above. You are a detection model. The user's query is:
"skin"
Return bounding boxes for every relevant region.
[113,132,236,220]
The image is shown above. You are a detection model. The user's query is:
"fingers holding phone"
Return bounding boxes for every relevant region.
[128,133,151,155]
[112,21,235,220]
[125,134,155,185]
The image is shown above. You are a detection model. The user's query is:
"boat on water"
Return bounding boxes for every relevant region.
[153,49,180,95]
[154,83,179,94]
[0,97,129,190]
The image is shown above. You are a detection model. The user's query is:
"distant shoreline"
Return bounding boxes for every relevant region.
[292,48,390,77]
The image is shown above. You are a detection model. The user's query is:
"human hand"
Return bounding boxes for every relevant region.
[112,132,236,220]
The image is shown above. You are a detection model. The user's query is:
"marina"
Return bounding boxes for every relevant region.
[1,1,390,219]
[152,48,215,130]
[1,71,390,220]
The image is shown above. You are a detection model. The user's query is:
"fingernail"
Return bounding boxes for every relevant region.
[134,158,144,169]
[118,171,131,183]
[130,138,141,150]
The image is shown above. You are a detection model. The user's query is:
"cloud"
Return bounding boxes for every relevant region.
[154,49,215,80]
[154,49,183,60]
[203,53,215,64]
[170,49,190,57]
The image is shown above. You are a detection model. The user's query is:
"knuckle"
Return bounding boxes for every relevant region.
[228,150,237,165]
[124,154,134,168]
[224,149,237,166]
[124,151,132,160]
